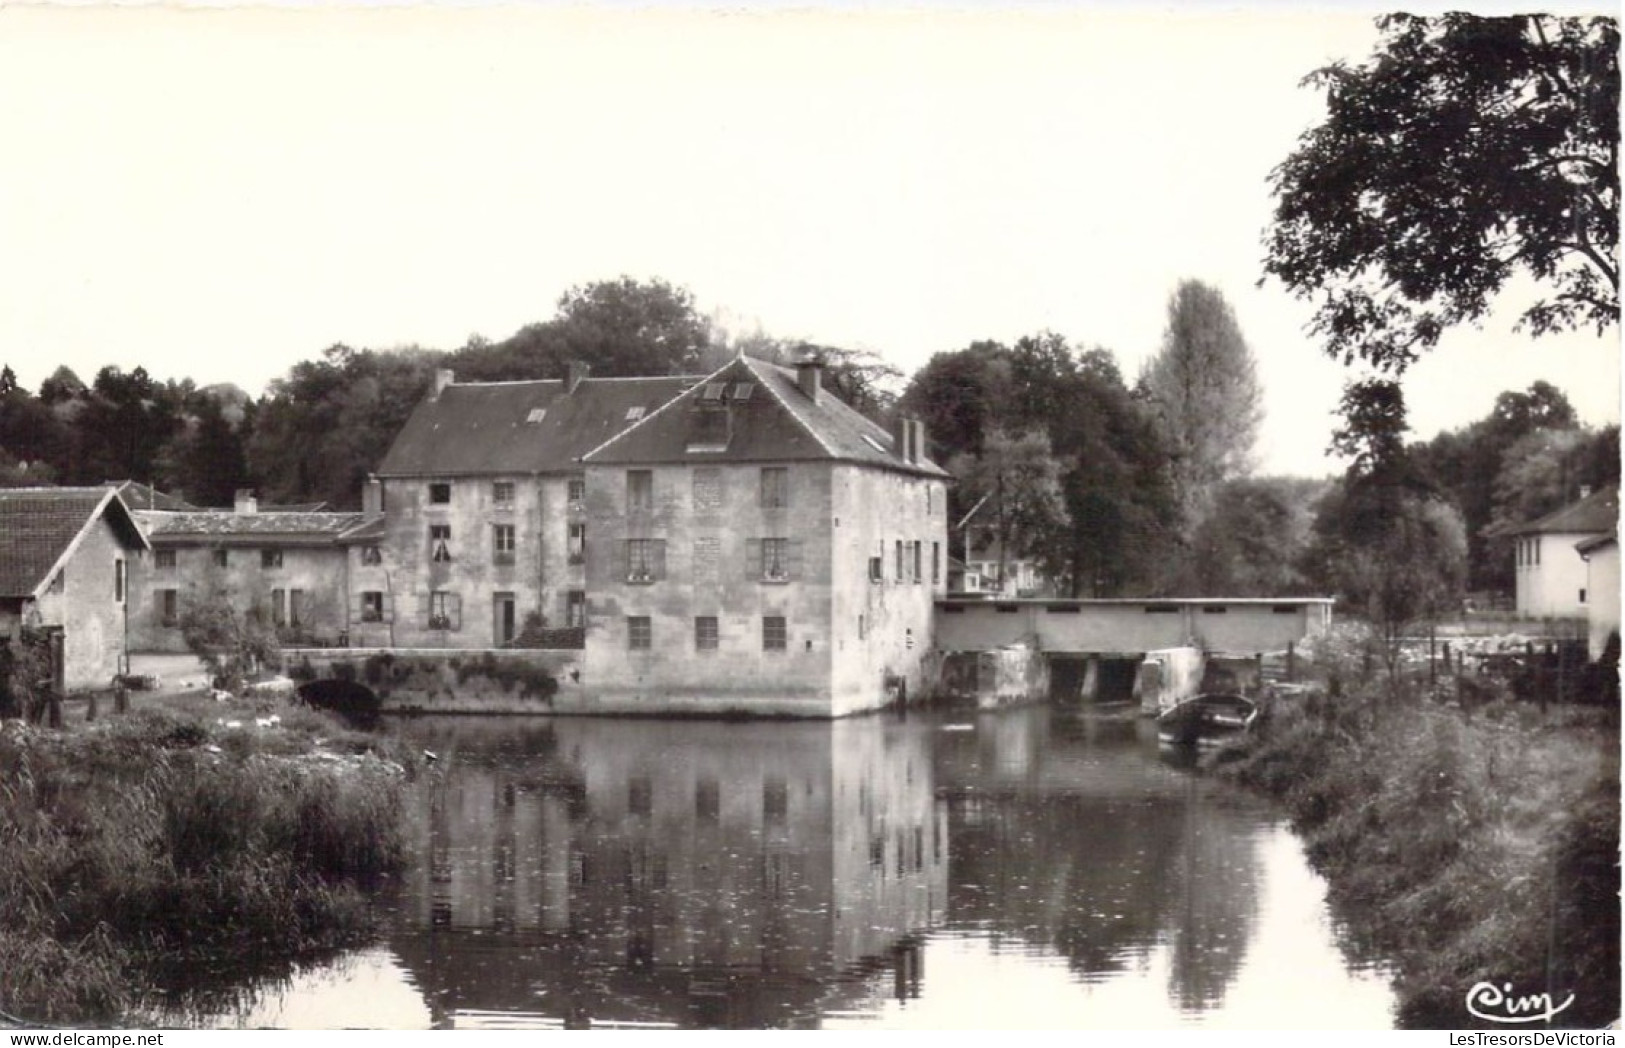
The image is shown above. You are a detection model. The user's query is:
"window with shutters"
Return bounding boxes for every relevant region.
[567,522,586,565]
[627,470,653,514]
[361,591,385,623]
[360,545,382,566]
[288,589,307,628]
[492,524,516,565]
[428,591,461,631]
[763,615,787,652]
[760,467,789,509]
[628,616,652,650]
[429,525,452,563]
[695,615,719,651]
[271,588,287,627]
[749,538,798,583]
[567,476,586,509]
[625,539,666,584]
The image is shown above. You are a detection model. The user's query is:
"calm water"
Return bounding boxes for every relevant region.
[171,706,1395,1029]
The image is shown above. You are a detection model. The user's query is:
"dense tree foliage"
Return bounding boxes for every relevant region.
[1265,14,1619,373]
[1138,281,1263,525]
[947,428,1071,591]
[1191,477,1325,597]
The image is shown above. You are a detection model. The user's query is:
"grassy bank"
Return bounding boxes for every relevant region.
[1222,664,1619,1028]
[0,696,415,1026]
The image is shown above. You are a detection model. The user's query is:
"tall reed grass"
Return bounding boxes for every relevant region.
[1225,668,1619,1028]
[0,704,410,1026]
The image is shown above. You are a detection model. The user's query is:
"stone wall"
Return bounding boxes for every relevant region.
[129,544,350,653]
[933,648,1048,709]
[32,515,131,691]
[287,647,580,715]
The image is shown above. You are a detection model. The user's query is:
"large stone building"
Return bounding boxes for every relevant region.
[371,365,693,649]
[0,487,149,691]
[578,355,948,716]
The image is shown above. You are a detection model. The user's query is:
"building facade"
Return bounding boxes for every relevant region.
[1503,486,1618,620]
[370,366,692,649]
[579,355,948,716]
[0,487,149,691]
[128,491,367,653]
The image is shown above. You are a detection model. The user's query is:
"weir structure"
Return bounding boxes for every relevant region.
[931,597,1334,712]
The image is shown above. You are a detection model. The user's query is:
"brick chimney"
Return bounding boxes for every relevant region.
[431,368,455,401]
[362,476,383,518]
[234,489,258,515]
[566,360,591,394]
[796,357,822,405]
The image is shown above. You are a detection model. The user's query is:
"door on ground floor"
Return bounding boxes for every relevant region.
[493,592,516,647]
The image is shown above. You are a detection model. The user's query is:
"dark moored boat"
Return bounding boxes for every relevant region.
[1156,693,1258,747]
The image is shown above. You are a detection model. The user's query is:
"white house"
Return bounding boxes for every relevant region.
[1576,532,1619,662]
[1500,485,1617,621]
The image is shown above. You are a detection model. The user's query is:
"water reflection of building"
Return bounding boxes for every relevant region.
[389,717,946,1029]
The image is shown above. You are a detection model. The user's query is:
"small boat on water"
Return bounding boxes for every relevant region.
[1156,693,1258,747]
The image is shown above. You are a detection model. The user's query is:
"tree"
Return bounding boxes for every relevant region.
[898,342,1011,465]
[1263,14,1619,375]
[178,569,280,694]
[948,428,1070,594]
[1138,280,1263,532]
[1191,477,1325,596]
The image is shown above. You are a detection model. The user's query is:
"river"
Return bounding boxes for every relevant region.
[166,705,1395,1029]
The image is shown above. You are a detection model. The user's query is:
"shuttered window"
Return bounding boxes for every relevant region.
[746,538,801,582]
[625,539,667,583]
[427,591,462,631]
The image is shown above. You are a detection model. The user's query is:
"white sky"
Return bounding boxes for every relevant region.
[0,2,1617,477]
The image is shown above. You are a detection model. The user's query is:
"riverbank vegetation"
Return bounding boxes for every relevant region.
[1224,630,1619,1028]
[0,696,413,1026]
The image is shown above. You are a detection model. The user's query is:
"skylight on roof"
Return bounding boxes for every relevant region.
[526,408,547,424]
[701,382,727,401]
[861,434,888,453]
[625,406,646,421]
[731,383,754,401]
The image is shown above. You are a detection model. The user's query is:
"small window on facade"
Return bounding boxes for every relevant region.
[627,470,653,513]
[567,476,586,506]
[492,481,514,504]
[430,525,452,562]
[261,549,282,570]
[155,549,177,570]
[492,524,516,565]
[568,522,586,564]
[912,541,922,583]
[429,591,461,631]
[361,545,382,566]
[1579,588,1588,605]
[288,589,307,629]
[895,540,904,581]
[761,538,789,582]
[361,591,385,623]
[628,616,652,650]
[160,589,179,627]
[271,588,287,627]
[566,589,586,628]
[932,541,941,584]
[858,614,866,639]
[763,615,787,652]
[625,539,665,583]
[429,482,451,504]
[760,467,789,509]
[869,556,883,583]
[695,615,719,651]
[212,549,228,568]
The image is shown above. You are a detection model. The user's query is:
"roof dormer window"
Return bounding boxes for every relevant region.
[526,408,546,424]
[625,406,646,422]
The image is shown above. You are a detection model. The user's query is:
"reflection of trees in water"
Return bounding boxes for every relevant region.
[1162,786,1264,1014]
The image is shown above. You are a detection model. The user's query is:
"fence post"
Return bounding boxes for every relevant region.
[1286,640,1296,683]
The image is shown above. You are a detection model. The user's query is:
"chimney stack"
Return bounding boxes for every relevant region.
[363,476,383,518]
[893,416,914,463]
[796,356,822,405]
[1580,484,1593,500]
[566,360,591,394]
[431,368,455,400]
[234,489,258,515]
[911,419,928,464]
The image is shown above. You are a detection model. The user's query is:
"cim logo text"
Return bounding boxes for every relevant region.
[1466,981,1577,1025]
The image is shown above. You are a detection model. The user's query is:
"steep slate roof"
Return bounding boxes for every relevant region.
[376,376,697,477]
[1501,485,1618,537]
[137,510,366,547]
[336,516,387,544]
[1576,532,1617,556]
[0,487,149,599]
[583,355,949,477]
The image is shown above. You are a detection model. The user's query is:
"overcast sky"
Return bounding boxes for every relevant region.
[0,2,1617,477]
